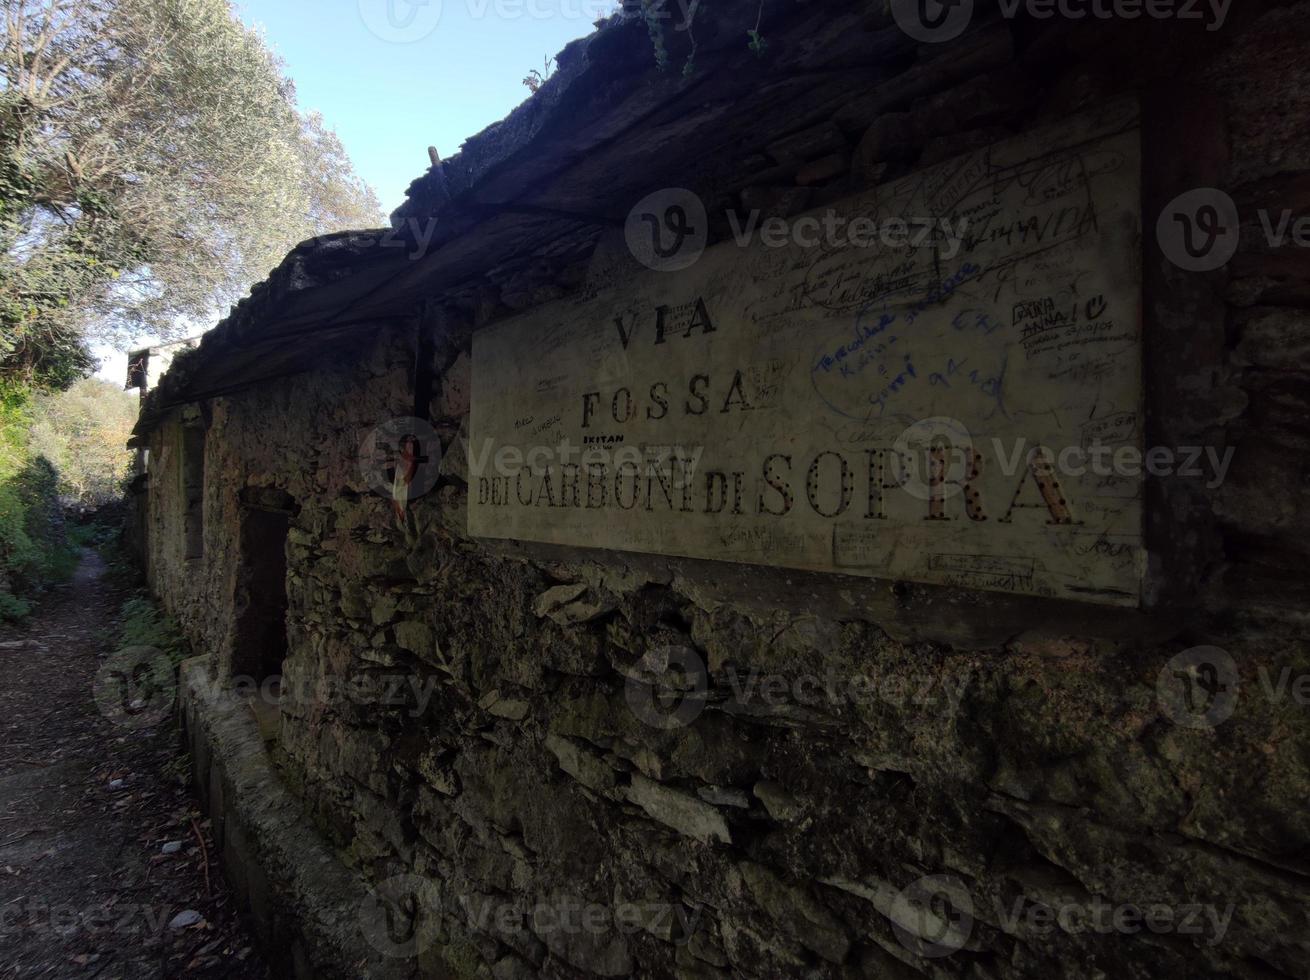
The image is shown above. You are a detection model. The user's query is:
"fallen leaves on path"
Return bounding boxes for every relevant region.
[0,549,269,979]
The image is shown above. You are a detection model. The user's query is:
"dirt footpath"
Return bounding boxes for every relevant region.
[0,550,267,979]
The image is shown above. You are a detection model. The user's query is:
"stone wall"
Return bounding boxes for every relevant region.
[140,5,1310,978]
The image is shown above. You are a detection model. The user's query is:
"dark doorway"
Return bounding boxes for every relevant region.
[232,503,291,687]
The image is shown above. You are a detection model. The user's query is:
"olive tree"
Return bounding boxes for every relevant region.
[0,0,383,387]
[27,375,138,505]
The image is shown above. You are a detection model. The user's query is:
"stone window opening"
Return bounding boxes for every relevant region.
[181,424,206,560]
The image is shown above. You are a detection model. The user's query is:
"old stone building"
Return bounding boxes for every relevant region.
[129,2,1310,977]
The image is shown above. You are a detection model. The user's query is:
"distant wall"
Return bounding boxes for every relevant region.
[143,7,1310,978]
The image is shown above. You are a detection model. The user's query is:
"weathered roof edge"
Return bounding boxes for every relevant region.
[129,228,395,441]
[389,14,643,225]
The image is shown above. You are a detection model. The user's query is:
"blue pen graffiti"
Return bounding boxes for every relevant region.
[927,352,1010,420]
[810,263,986,422]
[812,311,899,381]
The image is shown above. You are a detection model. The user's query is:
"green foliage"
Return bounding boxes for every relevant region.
[681,0,703,77]
[67,519,117,550]
[637,0,763,76]
[0,591,31,621]
[96,519,145,593]
[0,455,76,583]
[641,0,670,70]
[28,377,138,506]
[0,382,29,477]
[0,381,75,612]
[117,594,190,665]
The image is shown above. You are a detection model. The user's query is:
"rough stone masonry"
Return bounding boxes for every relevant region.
[131,2,1310,977]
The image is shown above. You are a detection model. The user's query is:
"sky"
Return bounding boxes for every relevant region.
[98,0,605,382]
[240,0,608,212]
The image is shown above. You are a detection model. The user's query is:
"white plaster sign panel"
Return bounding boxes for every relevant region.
[470,102,1144,605]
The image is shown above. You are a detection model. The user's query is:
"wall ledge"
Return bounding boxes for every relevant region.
[178,658,411,980]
